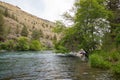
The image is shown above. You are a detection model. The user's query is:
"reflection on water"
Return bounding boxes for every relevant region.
[0,51,111,80]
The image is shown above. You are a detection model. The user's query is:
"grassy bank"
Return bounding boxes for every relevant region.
[89,51,120,77]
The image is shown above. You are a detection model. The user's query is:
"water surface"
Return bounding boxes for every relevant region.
[0,51,111,80]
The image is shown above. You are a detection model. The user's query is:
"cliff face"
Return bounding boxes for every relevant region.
[0,1,58,48]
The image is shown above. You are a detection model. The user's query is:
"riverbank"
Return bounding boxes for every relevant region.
[89,51,120,78]
[0,37,47,51]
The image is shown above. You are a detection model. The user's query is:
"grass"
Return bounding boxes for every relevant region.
[89,54,111,69]
[89,51,120,77]
[111,62,120,75]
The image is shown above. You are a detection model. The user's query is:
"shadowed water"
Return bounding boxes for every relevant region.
[0,51,112,80]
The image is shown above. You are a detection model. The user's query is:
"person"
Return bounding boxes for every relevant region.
[79,49,88,61]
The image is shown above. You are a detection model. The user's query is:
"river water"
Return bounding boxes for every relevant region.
[0,51,112,80]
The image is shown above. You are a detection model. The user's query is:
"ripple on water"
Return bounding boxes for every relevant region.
[0,51,112,80]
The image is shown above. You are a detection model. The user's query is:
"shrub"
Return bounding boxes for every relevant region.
[31,29,42,40]
[16,37,29,51]
[90,54,111,69]
[111,63,120,76]
[54,45,69,53]
[5,40,16,50]
[21,25,28,37]
[0,42,8,50]
[4,8,9,17]
[30,40,42,51]
[108,52,120,62]
[0,13,5,41]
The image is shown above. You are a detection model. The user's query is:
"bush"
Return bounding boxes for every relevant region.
[107,52,120,62]
[0,13,6,41]
[21,25,28,37]
[16,37,30,51]
[111,63,120,76]
[0,40,15,50]
[0,42,8,50]
[30,40,42,51]
[5,40,16,50]
[90,54,111,69]
[31,29,42,40]
[4,8,9,17]
[55,45,69,53]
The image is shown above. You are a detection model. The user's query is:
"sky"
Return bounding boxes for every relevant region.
[0,0,74,22]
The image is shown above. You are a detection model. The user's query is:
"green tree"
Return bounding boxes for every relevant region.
[74,0,111,52]
[0,9,4,14]
[16,25,20,34]
[0,40,16,50]
[21,25,28,37]
[53,21,67,52]
[56,0,111,53]
[16,37,30,51]
[0,14,5,41]
[4,8,9,17]
[53,21,66,33]
[104,0,120,51]
[30,40,43,51]
[0,42,7,50]
[31,29,42,40]
[0,14,4,28]
[6,40,16,50]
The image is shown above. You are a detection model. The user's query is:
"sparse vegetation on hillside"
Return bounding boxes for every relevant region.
[4,8,9,17]
[0,1,57,50]
[0,13,5,41]
[21,25,28,37]
[31,29,42,40]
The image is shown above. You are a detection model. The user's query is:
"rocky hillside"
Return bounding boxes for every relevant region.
[0,1,59,48]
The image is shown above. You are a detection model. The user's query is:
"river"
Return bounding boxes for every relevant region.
[0,51,112,80]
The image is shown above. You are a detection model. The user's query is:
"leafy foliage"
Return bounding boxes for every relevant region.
[0,40,16,50]
[53,21,66,33]
[60,27,83,51]
[54,40,69,53]
[4,8,9,17]
[74,0,111,52]
[111,63,120,76]
[116,30,120,46]
[0,42,7,50]
[102,33,114,52]
[55,0,111,53]
[90,54,111,69]
[16,37,30,51]
[90,50,120,78]
[0,38,44,51]
[30,40,43,51]
[21,25,28,37]
[31,29,42,40]
[0,14,4,26]
[0,13,5,41]
[104,0,120,52]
